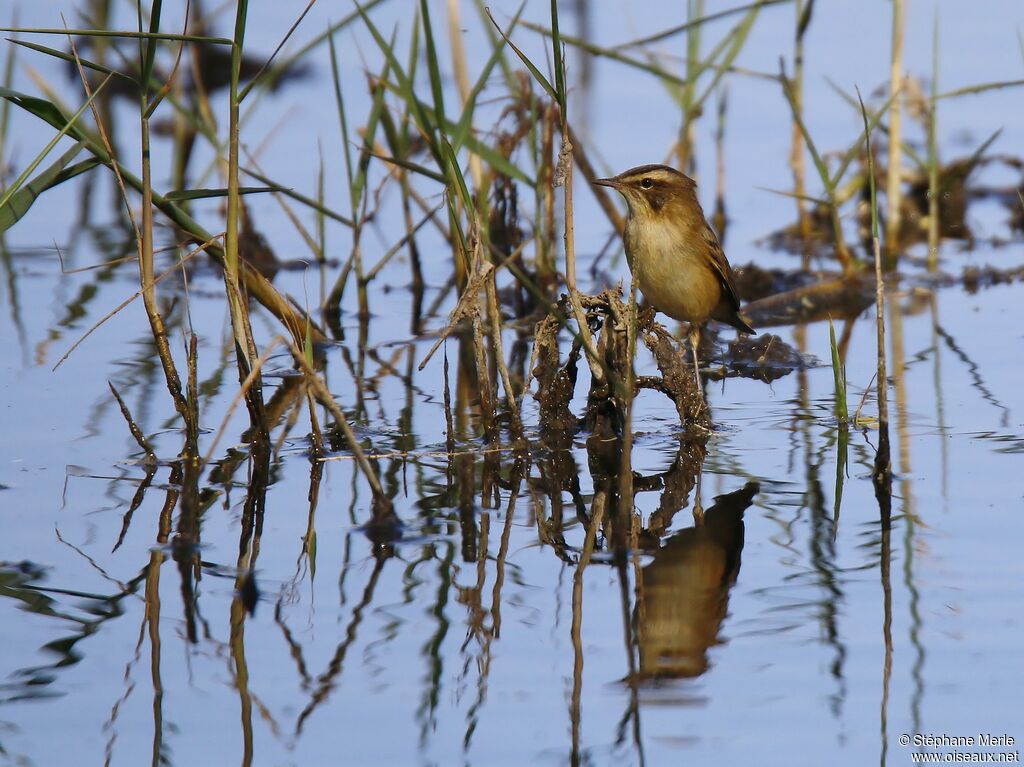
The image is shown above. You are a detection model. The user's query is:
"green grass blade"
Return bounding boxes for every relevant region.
[523,19,717,91]
[7,39,138,85]
[0,145,99,232]
[755,185,829,205]
[485,8,557,102]
[619,0,791,47]
[828,316,848,424]
[0,24,15,170]
[140,0,164,91]
[0,27,231,44]
[825,76,928,172]
[356,2,443,169]
[241,167,354,226]
[0,76,110,211]
[830,89,898,189]
[419,0,446,136]
[368,151,445,183]
[377,76,535,185]
[937,79,1024,100]
[442,138,472,209]
[163,186,278,202]
[0,85,94,140]
[327,29,355,211]
[352,34,397,210]
[695,5,760,107]
[237,0,317,103]
[779,67,831,191]
[856,86,879,241]
[550,0,565,108]
[451,1,524,153]
[272,0,387,75]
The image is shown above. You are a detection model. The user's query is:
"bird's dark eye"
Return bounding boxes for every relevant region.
[640,178,653,189]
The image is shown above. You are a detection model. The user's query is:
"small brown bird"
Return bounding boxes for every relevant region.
[594,164,755,392]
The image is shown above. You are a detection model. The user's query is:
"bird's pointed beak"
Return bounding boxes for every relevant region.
[592,177,619,189]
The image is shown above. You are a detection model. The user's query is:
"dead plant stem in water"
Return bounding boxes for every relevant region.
[859,87,892,508]
[559,133,604,387]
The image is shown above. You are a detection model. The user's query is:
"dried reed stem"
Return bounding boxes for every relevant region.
[873,234,892,499]
[884,0,905,259]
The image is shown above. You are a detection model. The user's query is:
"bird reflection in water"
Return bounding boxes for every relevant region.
[635,481,759,680]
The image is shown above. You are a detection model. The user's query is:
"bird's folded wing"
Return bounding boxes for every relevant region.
[700,226,743,311]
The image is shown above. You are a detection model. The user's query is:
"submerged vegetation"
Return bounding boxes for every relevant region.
[1,0,1023,762]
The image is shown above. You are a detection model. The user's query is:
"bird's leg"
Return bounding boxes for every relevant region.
[692,463,705,526]
[688,323,703,395]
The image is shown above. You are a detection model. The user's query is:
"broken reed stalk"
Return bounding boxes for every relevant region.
[470,285,497,438]
[884,0,905,260]
[184,332,200,457]
[109,380,156,459]
[484,266,524,442]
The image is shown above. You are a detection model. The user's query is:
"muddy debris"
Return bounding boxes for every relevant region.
[531,313,581,446]
[637,319,708,427]
[706,333,816,383]
[531,289,711,442]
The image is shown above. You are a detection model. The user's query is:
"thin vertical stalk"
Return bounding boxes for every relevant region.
[678,0,704,175]
[926,13,940,269]
[484,271,523,442]
[447,0,483,193]
[859,88,891,505]
[129,2,190,432]
[884,0,906,261]
[790,0,811,262]
[538,104,557,284]
[561,136,604,387]
[225,0,268,441]
[550,1,602,387]
[712,87,727,238]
